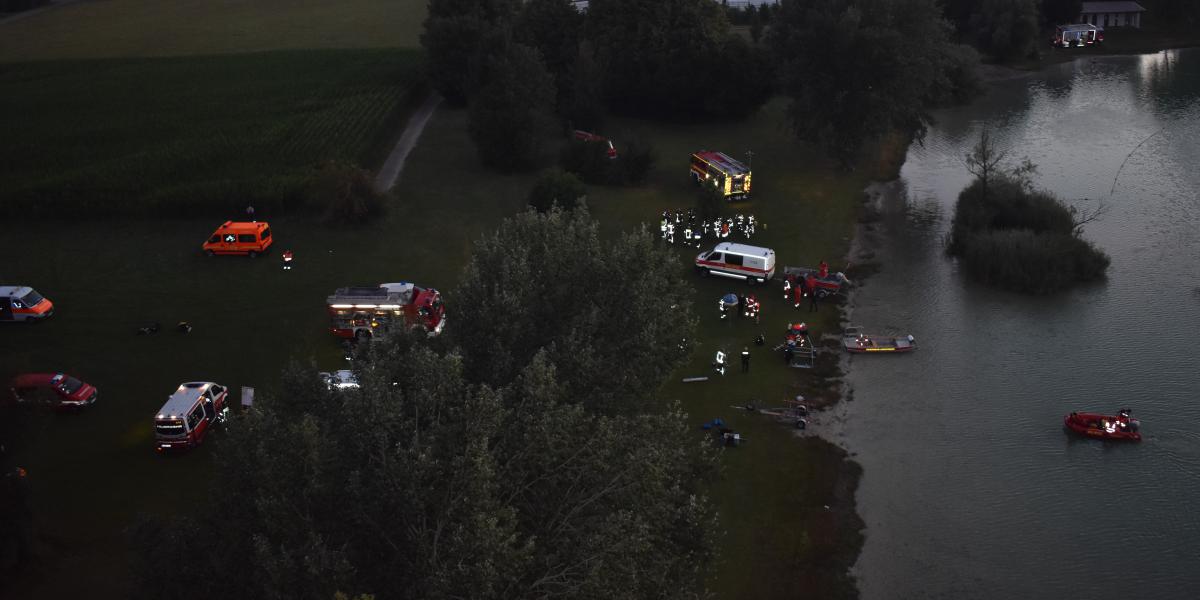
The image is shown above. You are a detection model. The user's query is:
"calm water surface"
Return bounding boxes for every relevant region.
[843,49,1200,599]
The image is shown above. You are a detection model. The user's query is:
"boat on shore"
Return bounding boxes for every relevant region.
[842,326,916,353]
[1063,409,1142,441]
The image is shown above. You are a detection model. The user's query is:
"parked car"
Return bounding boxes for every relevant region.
[9,373,98,410]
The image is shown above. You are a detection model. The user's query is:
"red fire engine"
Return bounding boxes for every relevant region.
[326,282,445,341]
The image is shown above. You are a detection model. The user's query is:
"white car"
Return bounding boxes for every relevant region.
[319,370,360,390]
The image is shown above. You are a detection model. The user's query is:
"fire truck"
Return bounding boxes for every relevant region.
[326,282,445,341]
[690,150,751,200]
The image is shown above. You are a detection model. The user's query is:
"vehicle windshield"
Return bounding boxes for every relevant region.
[19,290,44,306]
[57,376,84,394]
[156,419,186,437]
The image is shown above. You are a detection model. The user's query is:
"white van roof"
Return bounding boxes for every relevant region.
[157,382,217,419]
[0,286,33,298]
[714,242,774,257]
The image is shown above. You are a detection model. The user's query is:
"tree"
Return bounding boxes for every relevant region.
[130,223,716,599]
[969,0,1040,62]
[770,0,965,166]
[421,0,523,105]
[467,43,557,172]
[452,207,697,415]
[1040,0,1082,26]
[528,168,587,212]
[515,0,584,115]
[750,6,765,44]
[586,0,770,118]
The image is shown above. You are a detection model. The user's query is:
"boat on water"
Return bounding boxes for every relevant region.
[1063,409,1142,441]
[842,326,915,353]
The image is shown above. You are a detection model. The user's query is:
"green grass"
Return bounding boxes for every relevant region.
[0,49,424,218]
[0,98,885,598]
[0,0,427,61]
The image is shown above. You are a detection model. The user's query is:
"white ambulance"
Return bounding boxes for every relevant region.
[695,242,776,284]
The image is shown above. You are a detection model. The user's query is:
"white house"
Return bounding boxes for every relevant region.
[1079,1,1146,29]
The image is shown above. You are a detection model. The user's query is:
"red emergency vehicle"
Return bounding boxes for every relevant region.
[9,373,98,410]
[1,286,54,322]
[572,130,618,159]
[326,282,445,341]
[154,382,229,452]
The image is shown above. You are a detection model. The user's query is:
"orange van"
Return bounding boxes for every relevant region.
[202,221,273,257]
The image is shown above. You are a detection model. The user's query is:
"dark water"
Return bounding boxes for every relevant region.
[842,49,1200,599]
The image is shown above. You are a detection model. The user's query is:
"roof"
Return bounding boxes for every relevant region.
[157,382,215,418]
[715,242,774,257]
[1080,2,1146,13]
[0,286,32,297]
[694,151,750,176]
[328,282,423,307]
[213,221,269,232]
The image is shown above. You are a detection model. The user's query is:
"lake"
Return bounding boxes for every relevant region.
[843,49,1200,599]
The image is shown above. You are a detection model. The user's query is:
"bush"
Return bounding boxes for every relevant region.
[307,160,385,225]
[950,175,1075,252]
[528,168,587,212]
[961,229,1110,294]
[560,137,655,186]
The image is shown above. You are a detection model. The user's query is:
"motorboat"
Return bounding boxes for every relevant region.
[1064,409,1141,441]
[842,326,915,353]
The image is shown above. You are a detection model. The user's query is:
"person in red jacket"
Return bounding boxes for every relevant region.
[818,260,829,279]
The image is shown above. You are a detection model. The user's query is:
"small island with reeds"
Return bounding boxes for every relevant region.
[948,131,1110,294]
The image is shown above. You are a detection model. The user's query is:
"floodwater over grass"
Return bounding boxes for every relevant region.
[1,97,892,598]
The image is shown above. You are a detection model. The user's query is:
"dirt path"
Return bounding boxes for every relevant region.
[374,92,442,193]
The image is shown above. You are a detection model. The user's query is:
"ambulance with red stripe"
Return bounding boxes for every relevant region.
[1,286,54,322]
[695,243,776,285]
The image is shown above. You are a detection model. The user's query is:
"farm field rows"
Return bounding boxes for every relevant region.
[0,48,423,218]
[0,0,426,61]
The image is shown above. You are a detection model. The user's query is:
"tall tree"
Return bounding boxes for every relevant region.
[452,207,697,416]
[770,0,965,166]
[515,0,585,115]
[1040,0,1082,25]
[969,0,1040,61]
[421,0,523,105]
[586,0,770,118]
[467,43,557,172]
[129,210,716,599]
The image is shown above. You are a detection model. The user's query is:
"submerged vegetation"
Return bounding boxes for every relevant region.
[949,131,1110,293]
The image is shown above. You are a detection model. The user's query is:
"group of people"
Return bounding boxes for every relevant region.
[659,209,757,246]
[782,266,829,313]
[718,293,761,322]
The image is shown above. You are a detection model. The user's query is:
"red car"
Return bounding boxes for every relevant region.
[9,373,98,410]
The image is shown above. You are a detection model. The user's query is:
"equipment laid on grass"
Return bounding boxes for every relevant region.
[327,282,445,341]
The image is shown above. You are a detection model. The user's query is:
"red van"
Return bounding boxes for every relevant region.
[154,382,229,452]
[202,221,273,257]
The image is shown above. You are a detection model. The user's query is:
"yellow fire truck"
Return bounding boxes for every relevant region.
[690,150,751,200]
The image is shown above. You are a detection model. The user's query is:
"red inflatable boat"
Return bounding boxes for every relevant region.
[1063,409,1141,441]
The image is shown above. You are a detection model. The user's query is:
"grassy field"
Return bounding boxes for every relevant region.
[0,96,893,598]
[0,48,423,218]
[0,0,426,61]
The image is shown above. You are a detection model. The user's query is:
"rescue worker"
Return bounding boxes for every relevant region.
[720,220,730,238]
[782,276,793,302]
[683,225,693,242]
[793,277,806,309]
[818,260,829,279]
[666,222,675,245]
[282,249,294,270]
[784,344,794,366]
[737,294,747,318]
[807,274,820,313]
[741,347,751,373]
[660,212,669,240]
[714,350,727,376]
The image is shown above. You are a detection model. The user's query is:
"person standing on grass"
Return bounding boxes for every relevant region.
[808,278,820,313]
[741,347,751,373]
